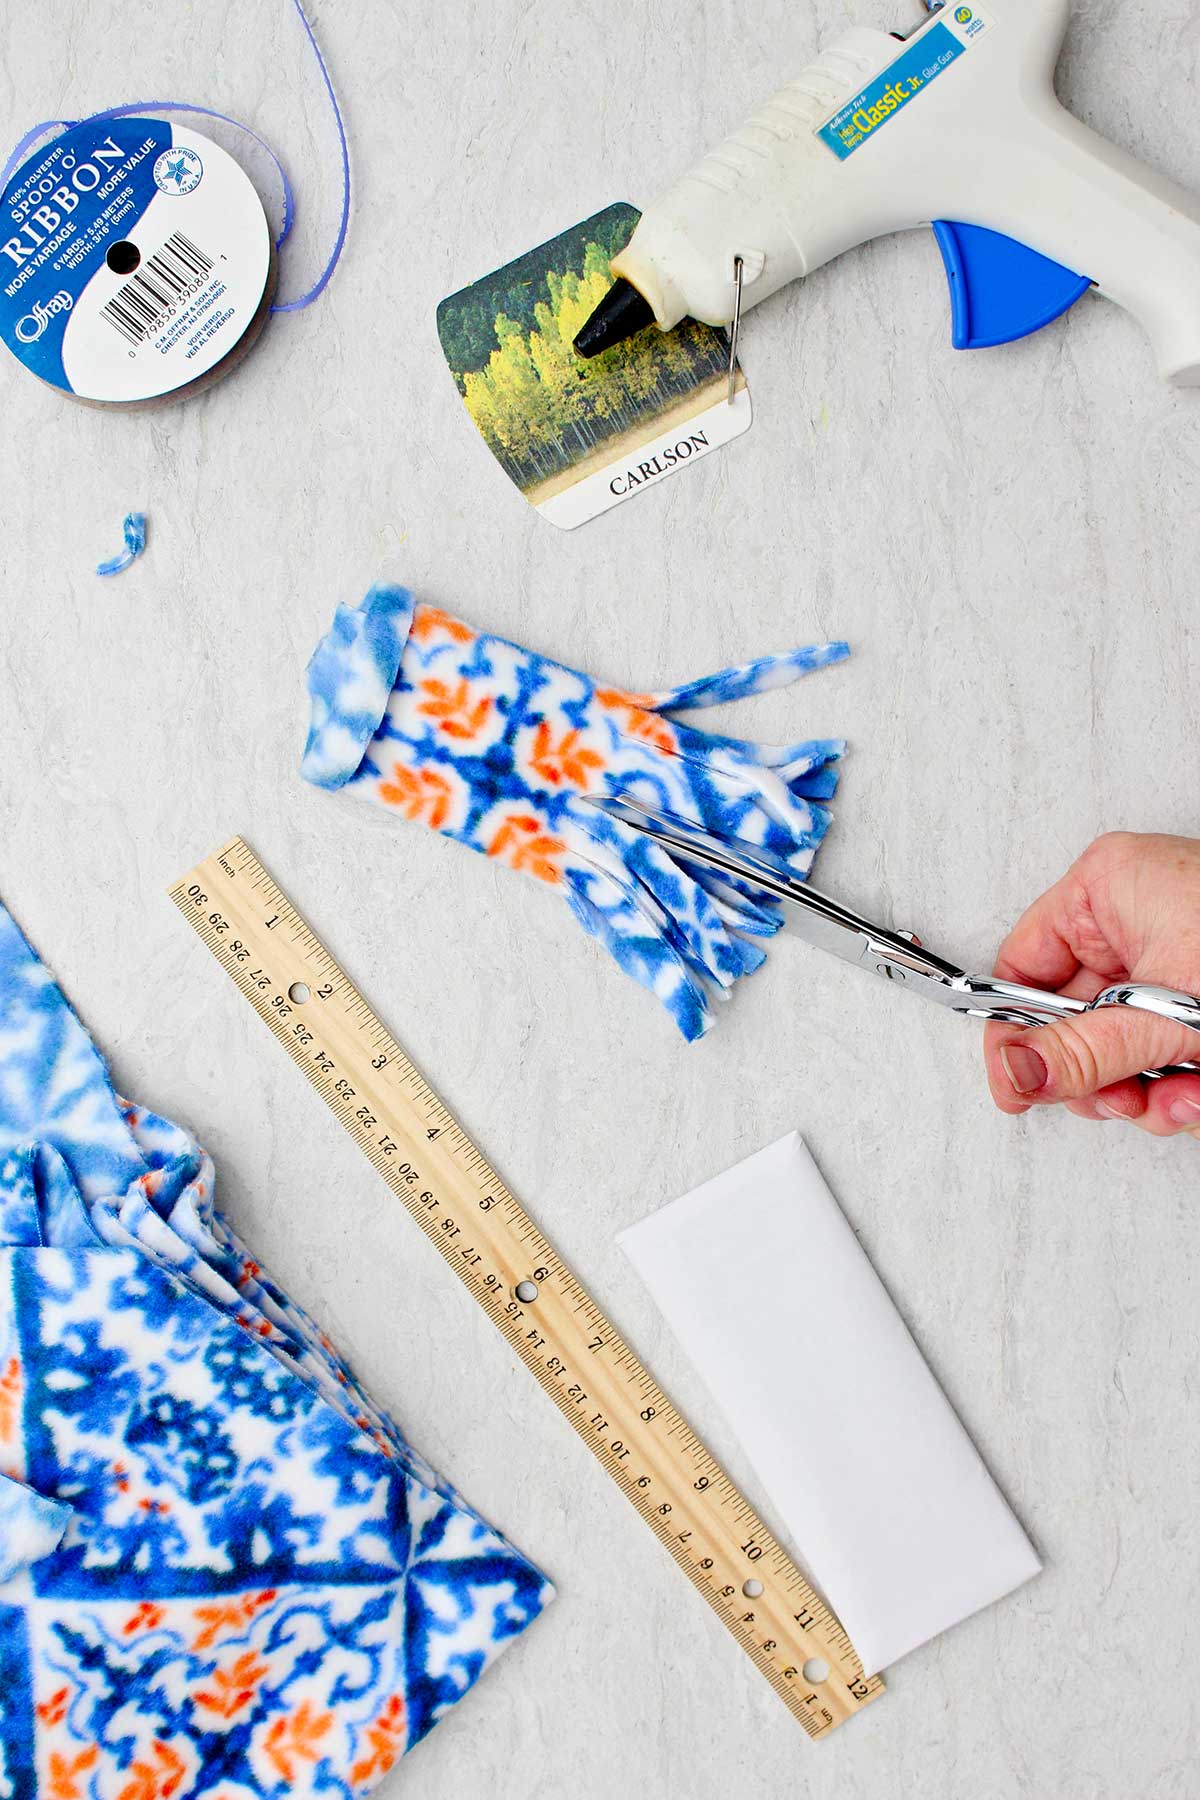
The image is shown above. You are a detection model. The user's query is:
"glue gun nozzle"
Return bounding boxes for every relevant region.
[573,278,656,358]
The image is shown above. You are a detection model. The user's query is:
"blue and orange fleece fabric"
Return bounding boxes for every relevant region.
[0,902,551,1798]
[302,585,848,1041]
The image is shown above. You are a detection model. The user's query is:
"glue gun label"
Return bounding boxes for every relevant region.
[816,10,993,162]
[0,118,271,402]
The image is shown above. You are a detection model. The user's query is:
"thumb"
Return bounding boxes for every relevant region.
[993,1007,1199,1105]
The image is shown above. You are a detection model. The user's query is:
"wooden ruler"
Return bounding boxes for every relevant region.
[169,838,884,1738]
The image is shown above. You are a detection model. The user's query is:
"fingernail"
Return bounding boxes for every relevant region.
[1001,1044,1049,1096]
[1168,1097,1200,1126]
[1095,1100,1122,1120]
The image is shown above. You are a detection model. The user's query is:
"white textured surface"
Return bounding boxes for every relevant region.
[1,2,1199,1794]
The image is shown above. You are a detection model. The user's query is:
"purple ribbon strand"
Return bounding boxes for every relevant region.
[0,0,349,314]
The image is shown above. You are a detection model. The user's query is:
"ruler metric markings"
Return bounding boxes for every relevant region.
[169,838,883,1737]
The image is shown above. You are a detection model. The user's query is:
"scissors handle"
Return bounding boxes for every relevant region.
[961,978,1200,1079]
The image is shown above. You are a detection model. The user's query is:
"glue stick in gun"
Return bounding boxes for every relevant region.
[574,0,1200,385]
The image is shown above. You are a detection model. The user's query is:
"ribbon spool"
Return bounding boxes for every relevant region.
[0,118,276,408]
[0,0,348,409]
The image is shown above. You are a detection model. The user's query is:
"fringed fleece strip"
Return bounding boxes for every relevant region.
[302,585,848,1042]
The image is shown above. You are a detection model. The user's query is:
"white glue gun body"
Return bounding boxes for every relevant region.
[605,0,1200,384]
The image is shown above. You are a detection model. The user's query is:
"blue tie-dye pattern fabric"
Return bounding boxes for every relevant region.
[302,585,848,1041]
[0,903,551,1798]
[95,511,146,578]
[0,1472,70,1582]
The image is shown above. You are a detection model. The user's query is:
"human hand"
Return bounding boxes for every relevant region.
[984,833,1200,1139]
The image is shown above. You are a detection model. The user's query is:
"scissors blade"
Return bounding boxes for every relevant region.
[583,794,971,1000]
[582,798,1200,1075]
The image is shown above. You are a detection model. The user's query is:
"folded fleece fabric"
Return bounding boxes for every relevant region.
[0,901,551,1799]
[301,584,847,1041]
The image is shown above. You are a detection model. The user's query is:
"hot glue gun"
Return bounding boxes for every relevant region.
[574,0,1200,385]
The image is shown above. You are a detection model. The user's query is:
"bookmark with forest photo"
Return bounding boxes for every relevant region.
[437,204,752,528]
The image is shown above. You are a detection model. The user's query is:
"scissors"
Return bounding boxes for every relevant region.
[586,795,1200,1079]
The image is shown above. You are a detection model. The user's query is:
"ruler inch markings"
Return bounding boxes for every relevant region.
[170,838,883,1736]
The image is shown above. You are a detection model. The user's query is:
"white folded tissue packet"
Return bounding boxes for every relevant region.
[617,1132,1041,1676]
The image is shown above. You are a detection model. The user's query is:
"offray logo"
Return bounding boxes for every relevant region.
[15,290,73,343]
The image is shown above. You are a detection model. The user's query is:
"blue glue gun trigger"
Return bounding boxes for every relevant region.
[933,220,1092,352]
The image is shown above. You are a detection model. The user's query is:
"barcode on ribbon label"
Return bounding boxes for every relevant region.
[101,233,214,345]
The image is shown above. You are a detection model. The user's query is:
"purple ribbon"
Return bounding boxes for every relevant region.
[0,0,349,314]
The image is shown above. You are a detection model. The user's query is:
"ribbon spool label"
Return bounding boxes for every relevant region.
[0,117,271,403]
